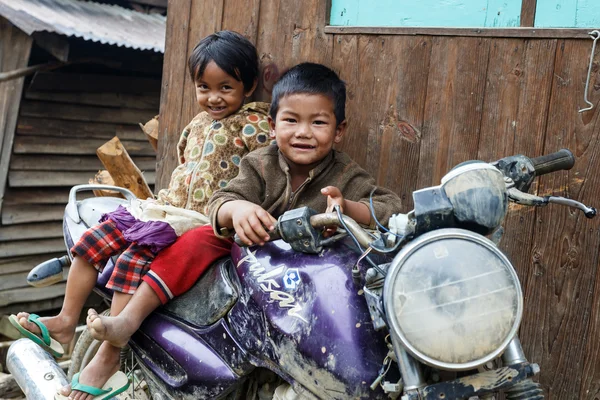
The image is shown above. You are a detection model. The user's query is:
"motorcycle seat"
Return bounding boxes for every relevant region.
[160,258,238,327]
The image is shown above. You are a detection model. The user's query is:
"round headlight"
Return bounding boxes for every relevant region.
[383,229,522,370]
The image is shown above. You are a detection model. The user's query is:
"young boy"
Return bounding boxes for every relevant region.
[86,62,404,349]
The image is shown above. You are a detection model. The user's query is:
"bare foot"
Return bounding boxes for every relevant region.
[87,309,133,348]
[58,341,121,400]
[15,312,77,344]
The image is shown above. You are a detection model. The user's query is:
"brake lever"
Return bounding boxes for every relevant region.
[507,187,597,218]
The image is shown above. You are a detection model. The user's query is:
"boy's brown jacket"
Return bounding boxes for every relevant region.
[208,144,403,238]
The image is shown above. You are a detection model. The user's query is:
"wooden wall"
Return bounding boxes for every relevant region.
[158,1,600,398]
[0,24,160,314]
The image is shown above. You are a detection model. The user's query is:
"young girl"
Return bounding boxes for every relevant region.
[11,30,271,400]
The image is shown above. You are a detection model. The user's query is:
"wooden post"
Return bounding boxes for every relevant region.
[96,137,153,200]
[520,0,537,27]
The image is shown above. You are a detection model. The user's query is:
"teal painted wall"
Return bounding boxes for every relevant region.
[330,0,523,27]
[330,0,600,28]
[535,1,600,28]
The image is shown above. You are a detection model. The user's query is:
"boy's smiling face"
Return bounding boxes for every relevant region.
[269,93,346,172]
[195,60,254,120]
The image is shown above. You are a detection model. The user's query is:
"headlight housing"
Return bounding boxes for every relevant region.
[384,229,522,370]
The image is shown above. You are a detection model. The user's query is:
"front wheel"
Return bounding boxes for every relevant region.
[67,311,150,399]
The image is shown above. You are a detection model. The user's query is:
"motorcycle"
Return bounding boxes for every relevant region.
[7,149,596,400]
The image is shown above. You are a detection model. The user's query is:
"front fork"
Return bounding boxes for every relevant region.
[392,335,542,400]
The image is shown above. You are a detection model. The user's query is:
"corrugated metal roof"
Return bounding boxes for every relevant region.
[0,0,166,53]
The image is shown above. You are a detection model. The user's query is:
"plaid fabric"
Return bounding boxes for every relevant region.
[71,220,129,271]
[71,219,154,294]
[106,243,154,294]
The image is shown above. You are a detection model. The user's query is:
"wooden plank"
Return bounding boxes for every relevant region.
[20,101,156,125]
[0,283,66,307]
[254,0,333,101]
[25,91,160,110]
[417,36,490,188]
[221,0,261,40]
[3,188,93,205]
[323,26,595,39]
[17,117,146,141]
[0,17,33,215]
[520,39,600,399]
[520,0,537,27]
[0,253,65,275]
[0,238,65,258]
[0,222,63,241]
[156,0,192,190]
[8,170,156,187]
[0,296,65,317]
[0,271,30,291]
[2,205,65,225]
[371,35,431,211]
[331,35,363,166]
[28,72,161,95]
[13,135,156,156]
[10,154,156,171]
[476,39,557,293]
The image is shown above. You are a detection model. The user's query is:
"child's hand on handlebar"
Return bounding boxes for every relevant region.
[322,186,345,236]
[322,186,346,213]
[231,201,277,246]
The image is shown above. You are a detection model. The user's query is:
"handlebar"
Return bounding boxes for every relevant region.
[234,212,374,249]
[531,149,575,176]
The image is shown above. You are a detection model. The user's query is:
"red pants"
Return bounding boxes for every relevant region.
[142,225,233,304]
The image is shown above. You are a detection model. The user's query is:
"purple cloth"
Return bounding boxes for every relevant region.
[101,205,178,253]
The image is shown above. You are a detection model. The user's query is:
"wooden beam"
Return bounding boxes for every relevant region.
[17,117,146,141]
[8,170,156,187]
[10,154,156,171]
[0,253,65,275]
[520,0,537,27]
[20,101,156,125]
[96,137,154,199]
[0,17,34,216]
[28,72,161,94]
[13,135,156,156]
[32,32,70,61]
[25,91,160,110]
[0,222,63,242]
[323,26,594,39]
[0,283,66,307]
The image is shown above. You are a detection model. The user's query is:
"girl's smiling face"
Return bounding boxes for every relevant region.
[195,61,255,120]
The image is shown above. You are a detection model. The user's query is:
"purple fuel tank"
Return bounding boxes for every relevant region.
[229,240,389,399]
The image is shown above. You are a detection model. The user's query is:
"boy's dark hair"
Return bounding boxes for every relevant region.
[188,30,259,92]
[269,63,346,126]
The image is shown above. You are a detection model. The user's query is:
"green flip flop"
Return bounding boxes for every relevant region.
[8,314,64,358]
[54,371,130,400]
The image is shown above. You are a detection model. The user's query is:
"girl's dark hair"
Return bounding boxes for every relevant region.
[188,30,259,92]
[269,63,346,126]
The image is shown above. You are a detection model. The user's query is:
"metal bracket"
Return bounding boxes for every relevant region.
[579,30,600,113]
